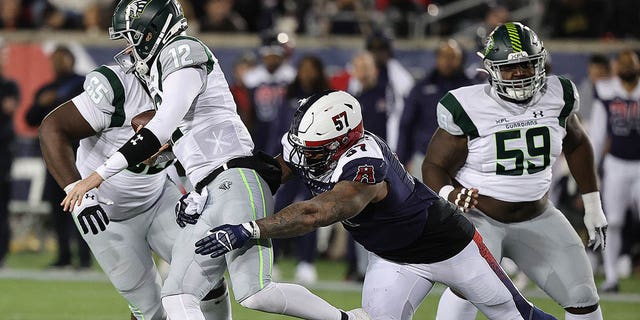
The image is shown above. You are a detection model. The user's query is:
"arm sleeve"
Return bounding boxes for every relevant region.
[145,67,206,144]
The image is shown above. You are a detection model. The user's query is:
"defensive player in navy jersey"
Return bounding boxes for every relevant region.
[194,90,557,320]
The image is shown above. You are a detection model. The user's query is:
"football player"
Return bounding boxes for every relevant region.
[422,22,606,320]
[590,50,640,293]
[62,1,367,319]
[193,90,558,320]
[39,64,231,319]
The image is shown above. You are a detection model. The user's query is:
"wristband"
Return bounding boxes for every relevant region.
[95,152,129,180]
[439,185,455,200]
[242,221,261,239]
[582,191,603,213]
[64,180,80,195]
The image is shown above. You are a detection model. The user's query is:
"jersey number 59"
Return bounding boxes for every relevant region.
[496,127,550,176]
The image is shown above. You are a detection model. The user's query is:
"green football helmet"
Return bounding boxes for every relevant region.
[479,22,547,101]
[109,0,187,75]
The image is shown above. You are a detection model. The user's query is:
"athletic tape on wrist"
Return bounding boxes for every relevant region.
[242,221,261,239]
[64,181,80,195]
[439,185,454,200]
[582,191,603,214]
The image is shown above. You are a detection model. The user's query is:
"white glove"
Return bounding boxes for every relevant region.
[71,188,113,235]
[175,188,208,227]
[582,191,608,251]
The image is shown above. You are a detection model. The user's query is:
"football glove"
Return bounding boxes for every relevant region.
[175,189,208,228]
[195,221,259,258]
[582,191,608,251]
[72,188,113,235]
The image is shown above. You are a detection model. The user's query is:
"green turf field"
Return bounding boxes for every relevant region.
[1,252,639,319]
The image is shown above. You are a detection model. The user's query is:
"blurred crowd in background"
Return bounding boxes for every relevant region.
[1,0,640,39]
[0,0,639,292]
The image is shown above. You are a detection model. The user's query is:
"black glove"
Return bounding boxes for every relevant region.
[174,190,207,228]
[250,150,283,194]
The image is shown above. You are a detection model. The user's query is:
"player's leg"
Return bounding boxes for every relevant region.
[506,204,602,319]
[219,168,349,319]
[147,181,232,320]
[362,252,433,319]
[600,156,632,291]
[431,231,556,320]
[435,209,506,320]
[77,213,165,319]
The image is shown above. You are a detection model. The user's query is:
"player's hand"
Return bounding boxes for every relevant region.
[195,222,257,258]
[582,192,607,251]
[448,187,479,212]
[71,188,113,235]
[61,173,104,212]
[175,188,208,228]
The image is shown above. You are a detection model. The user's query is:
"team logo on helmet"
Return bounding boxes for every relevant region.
[125,0,150,20]
[483,36,495,56]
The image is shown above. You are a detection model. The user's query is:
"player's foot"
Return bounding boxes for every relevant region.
[294,261,317,285]
[346,308,370,320]
[599,281,619,293]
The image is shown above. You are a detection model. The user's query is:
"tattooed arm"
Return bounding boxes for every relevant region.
[256,180,387,239]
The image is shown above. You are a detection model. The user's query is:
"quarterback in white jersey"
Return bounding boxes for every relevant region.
[423,23,607,320]
[39,64,231,320]
[63,1,367,320]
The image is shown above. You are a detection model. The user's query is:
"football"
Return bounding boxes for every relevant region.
[131,110,156,132]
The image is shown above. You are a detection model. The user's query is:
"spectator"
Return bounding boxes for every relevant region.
[274,55,331,285]
[396,40,473,177]
[0,41,20,268]
[364,30,414,151]
[25,45,90,269]
[199,0,247,32]
[229,52,257,130]
[590,50,640,292]
[578,54,611,126]
[349,51,388,139]
[0,0,39,29]
[243,31,295,156]
[544,0,606,38]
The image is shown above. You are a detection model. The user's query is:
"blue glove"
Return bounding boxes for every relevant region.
[195,222,258,258]
[174,189,208,228]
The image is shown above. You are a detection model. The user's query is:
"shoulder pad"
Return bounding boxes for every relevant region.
[157,36,216,79]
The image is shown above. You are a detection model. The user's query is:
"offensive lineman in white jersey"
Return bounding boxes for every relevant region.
[423,22,607,320]
[63,1,368,319]
[38,64,231,319]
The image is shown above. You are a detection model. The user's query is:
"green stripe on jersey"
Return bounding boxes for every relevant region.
[558,76,575,128]
[440,92,479,139]
[95,66,125,127]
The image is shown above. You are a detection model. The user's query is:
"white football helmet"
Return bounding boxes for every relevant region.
[288,90,364,177]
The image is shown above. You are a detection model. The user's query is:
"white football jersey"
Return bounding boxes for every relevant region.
[145,36,254,186]
[437,75,579,202]
[72,65,172,220]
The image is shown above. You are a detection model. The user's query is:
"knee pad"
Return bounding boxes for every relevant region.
[564,284,599,308]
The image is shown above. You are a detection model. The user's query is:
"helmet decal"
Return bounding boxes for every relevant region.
[125,0,150,20]
[504,22,522,52]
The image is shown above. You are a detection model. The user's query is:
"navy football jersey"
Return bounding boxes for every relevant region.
[283,131,474,263]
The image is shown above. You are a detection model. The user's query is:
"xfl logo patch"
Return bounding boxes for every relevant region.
[354,165,375,184]
[125,0,150,20]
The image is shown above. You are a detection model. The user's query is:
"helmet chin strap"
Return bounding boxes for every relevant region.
[135,60,149,75]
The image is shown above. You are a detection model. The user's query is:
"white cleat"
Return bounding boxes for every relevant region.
[294,261,318,285]
[346,308,371,320]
